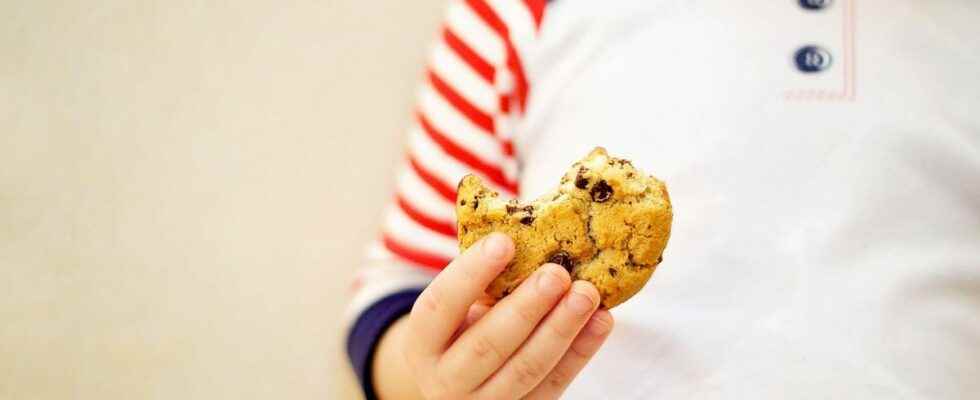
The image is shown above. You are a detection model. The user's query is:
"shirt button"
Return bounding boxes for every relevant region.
[800,0,834,11]
[794,45,833,73]
[799,0,833,10]
[800,0,834,10]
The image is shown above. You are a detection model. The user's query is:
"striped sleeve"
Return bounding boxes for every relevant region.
[344,1,547,399]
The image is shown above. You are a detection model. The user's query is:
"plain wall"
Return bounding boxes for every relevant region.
[0,1,447,398]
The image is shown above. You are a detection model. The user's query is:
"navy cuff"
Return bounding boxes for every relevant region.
[346,289,423,400]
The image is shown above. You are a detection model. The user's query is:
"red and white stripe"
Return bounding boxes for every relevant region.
[395,166,456,226]
[430,41,498,113]
[417,84,504,170]
[348,0,546,315]
[384,204,460,257]
[445,2,507,68]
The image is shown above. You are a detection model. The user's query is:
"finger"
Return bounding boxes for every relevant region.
[473,293,498,308]
[443,303,494,396]
[405,233,514,362]
[456,302,490,337]
[438,264,570,390]
[463,302,491,329]
[523,309,615,400]
[478,280,600,399]
[451,302,492,342]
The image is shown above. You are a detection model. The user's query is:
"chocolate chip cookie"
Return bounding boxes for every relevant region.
[456,147,672,308]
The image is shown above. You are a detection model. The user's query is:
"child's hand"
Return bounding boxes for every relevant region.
[404,233,614,399]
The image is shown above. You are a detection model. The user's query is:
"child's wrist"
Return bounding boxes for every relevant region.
[371,316,422,400]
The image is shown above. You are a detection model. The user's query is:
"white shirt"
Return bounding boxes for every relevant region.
[347,1,979,398]
[518,0,980,398]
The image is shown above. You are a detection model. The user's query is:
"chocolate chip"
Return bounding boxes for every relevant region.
[460,199,467,206]
[608,268,618,277]
[657,255,663,264]
[547,251,575,272]
[616,159,633,167]
[522,205,534,213]
[520,215,535,225]
[574,167,590,189]
[472,200,479,209]
[626,172,634,178]
[502,287,513,297]
[506,204,519,214]
[590,180,613,202]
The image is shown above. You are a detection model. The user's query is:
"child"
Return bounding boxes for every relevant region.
[346,0,980,398]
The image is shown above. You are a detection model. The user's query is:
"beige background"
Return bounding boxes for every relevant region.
[1,1,447,398]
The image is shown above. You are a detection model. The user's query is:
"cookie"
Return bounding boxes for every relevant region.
[456,147,672,308]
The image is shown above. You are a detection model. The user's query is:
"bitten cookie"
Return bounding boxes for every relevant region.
[456,147,672,308]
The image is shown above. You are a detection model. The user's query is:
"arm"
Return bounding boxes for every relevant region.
[346,1,614,398]
[370,316,422,399]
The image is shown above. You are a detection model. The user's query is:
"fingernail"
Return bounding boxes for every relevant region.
[565,287,597,316]
[481,233,511,259]
[536,268,565,296]
[587,314,612,336]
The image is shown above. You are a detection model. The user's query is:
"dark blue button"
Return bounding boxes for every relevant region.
[799,0,833,10]
[794,45,833,73]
